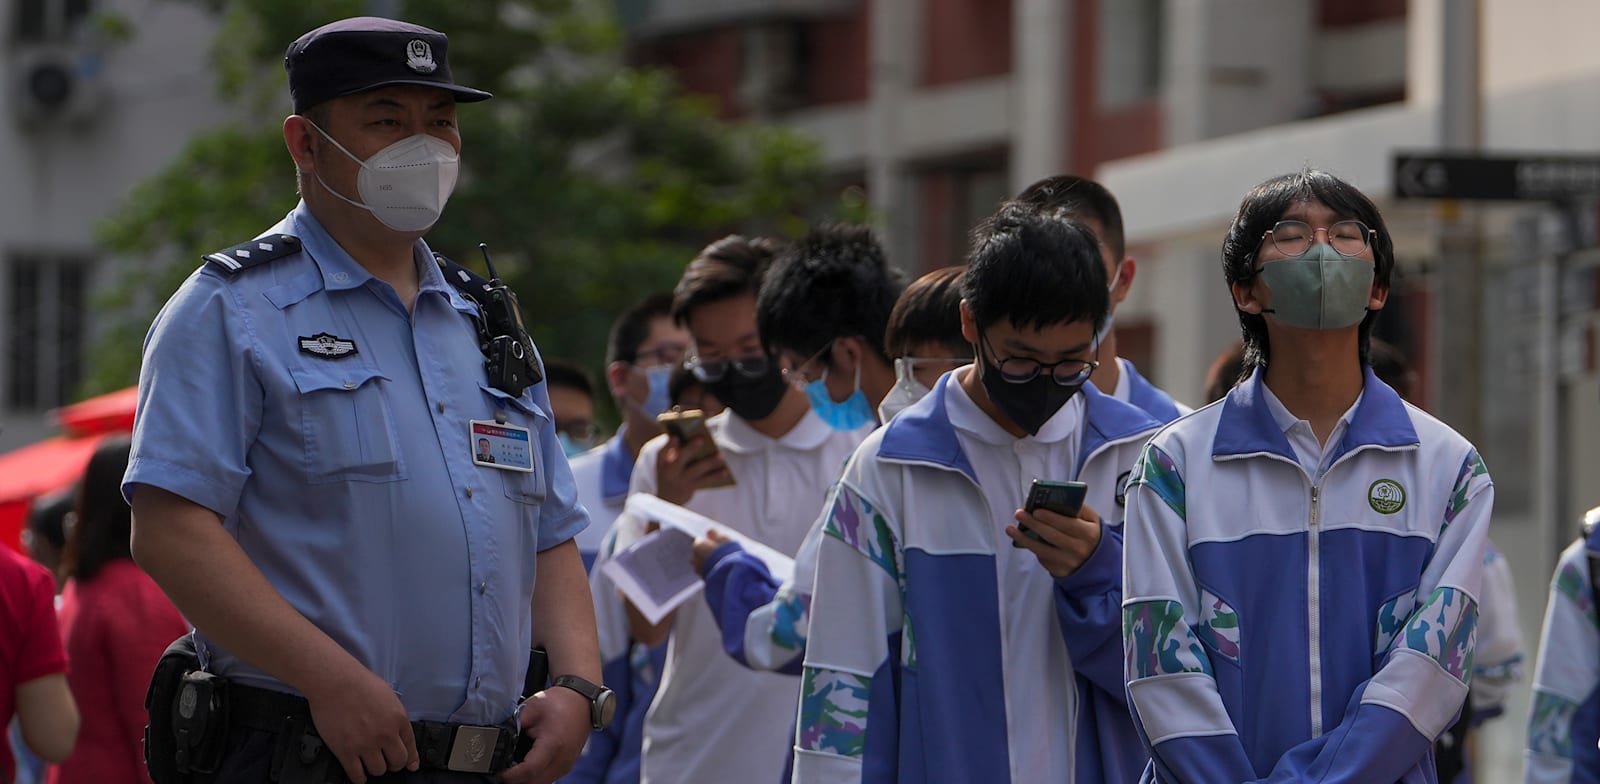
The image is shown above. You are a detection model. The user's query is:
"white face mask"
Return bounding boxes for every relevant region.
[876,357,935,422]
[307,121,460,232]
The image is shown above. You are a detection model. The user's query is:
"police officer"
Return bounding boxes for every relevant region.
[125,17,607,784]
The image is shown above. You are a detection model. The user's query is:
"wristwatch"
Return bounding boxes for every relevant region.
[552,675,616,730]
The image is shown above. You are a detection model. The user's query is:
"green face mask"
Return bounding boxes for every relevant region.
[1257,243,1374,330]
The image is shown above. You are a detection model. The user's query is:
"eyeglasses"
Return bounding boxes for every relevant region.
[1258,220,1375,258]
[685,353,771,383]
[782,342,834,390]
[633,343,687,369]
[979,332,1098,386]
[558,421,601,447]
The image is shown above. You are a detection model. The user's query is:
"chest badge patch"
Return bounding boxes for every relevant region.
[299,333,359,359]
[1368,479,1406,515]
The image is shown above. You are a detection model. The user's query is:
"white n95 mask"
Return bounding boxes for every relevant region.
[308,121,460,232]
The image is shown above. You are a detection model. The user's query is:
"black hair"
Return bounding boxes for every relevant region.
[606,293,675,366]
[1368,337,1413,400]
[671,235,787,325]
[959,208,1110,333]
[1221,168,1394,370]
[1204,341,1248,403]
[1003,174,1127,260]
[884,266,971,358]
[542,360,595,401]
[61,436,133,583]
[27,488,73,552]
[756,224,904,363]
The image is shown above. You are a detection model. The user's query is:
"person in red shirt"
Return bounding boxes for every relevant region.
[49,437,187,784]
[1,542,78,782]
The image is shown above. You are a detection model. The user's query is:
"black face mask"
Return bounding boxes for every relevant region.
[977,352,1087,437]
[708,364,790,422]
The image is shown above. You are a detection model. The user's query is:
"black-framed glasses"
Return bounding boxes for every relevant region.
[979,332,1098,386]
[685,353,771,383]
[1258,220,1375,258]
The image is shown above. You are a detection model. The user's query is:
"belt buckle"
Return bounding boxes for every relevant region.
[446,724,501,773]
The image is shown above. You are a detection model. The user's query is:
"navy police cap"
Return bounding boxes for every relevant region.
[285,17,492,114]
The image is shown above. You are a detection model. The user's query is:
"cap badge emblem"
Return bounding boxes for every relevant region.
[406,39,437,74]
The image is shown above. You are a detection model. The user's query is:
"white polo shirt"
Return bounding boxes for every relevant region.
[618,408,869,784]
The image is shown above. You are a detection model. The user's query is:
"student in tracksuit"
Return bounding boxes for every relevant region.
[1122,169,1492,783]
[1524,507,1600,783]
[795,210,1163,783]
[690,224,906,675]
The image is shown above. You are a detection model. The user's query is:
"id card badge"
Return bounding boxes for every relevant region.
[470,420,536,472]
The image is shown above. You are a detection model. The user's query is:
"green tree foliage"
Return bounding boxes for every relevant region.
[89,0,853,403]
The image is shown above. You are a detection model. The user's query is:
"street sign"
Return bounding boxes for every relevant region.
[1393,153,1600,201]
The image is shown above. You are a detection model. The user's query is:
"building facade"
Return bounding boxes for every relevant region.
[622,1,1600,778]
[0,0,227,452]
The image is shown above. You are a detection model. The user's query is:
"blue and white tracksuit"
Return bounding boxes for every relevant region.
[1524,510,1600,783]
[700,358,1192,677]
[793,373,1162,784]
[1122,367,1492,783]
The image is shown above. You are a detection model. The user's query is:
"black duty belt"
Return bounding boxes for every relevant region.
[227,680,520,774]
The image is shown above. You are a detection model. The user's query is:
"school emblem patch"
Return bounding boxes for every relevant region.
[1369,479,1406,515]
[405,39,436,74]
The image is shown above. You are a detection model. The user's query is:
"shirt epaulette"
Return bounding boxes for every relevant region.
[433,252,493,296]
[202,234,302,274]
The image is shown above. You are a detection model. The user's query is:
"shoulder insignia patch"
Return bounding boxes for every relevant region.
[203,234,302,274]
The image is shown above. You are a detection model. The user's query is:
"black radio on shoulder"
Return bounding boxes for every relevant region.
[436,244,542,397]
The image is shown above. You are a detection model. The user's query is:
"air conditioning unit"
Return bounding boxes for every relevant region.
[12,45,104,129]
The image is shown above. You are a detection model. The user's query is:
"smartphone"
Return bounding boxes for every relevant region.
[1015,479,1088,547]
[656,408,735,488]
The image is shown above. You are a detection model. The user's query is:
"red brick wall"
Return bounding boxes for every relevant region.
[1068,0,1163,173]
[1319,0,1406,27]
[804,9,871,106]
[920,0,1013,87]
[633,29,746,118]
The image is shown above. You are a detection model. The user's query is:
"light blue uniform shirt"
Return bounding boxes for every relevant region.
[123,202,588,725]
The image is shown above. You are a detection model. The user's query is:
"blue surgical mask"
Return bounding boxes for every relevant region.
[557,432,588,458]
[638,364,673,418]
[805,363,876,431]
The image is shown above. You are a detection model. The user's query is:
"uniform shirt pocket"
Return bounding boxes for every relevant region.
[290,364,405,483]
[478,382,548,506]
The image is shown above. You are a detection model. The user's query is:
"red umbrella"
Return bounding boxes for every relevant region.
[0,387,136,552]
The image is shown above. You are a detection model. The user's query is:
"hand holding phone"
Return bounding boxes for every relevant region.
[655,409,735,504]
[1014,479,1087,548]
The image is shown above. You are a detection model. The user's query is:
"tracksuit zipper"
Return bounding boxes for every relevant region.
[1308,483,1323,738]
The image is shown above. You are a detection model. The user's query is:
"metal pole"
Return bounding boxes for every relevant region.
[1431,0,1483,442]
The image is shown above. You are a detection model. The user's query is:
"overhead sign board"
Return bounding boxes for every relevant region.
[1393,153,1600,201]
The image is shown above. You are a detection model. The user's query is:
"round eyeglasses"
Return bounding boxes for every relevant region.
[980,333,1098,386]
[685,353,771,383]
[1258,220,1375,258]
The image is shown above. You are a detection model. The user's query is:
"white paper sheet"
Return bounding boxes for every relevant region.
[601,494,797,625]
[602,527,703,626]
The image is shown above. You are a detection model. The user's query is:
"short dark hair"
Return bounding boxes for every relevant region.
[606,293,675,366]
[27,488,73,553]
[884,266,971,358]
[671,235,787,325]
[756,224,904,362]
[542,360,594,401]
[1204,341,1248,403]
[1005,175,1126,260]
[960,208,1110,333]
[1221,168,1394,371]
[62,436,133,583]
[1368,338,1413,400]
